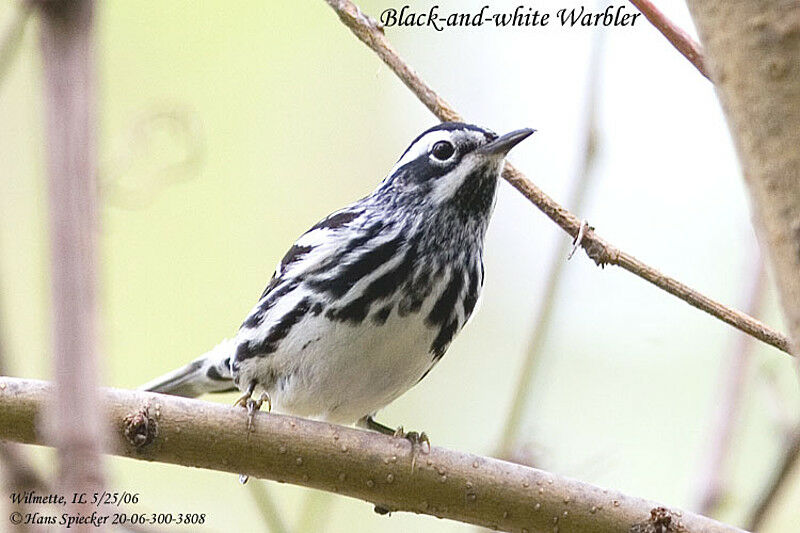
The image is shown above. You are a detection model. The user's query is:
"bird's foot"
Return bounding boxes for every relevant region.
[233,382,271,432]
[392,426,431,454]
[244,392,272,432]
[393,426,430,472]
[358,416,431,472]
[233,388,252,409]
[233,386,271,485]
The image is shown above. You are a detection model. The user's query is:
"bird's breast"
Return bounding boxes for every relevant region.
[231,251,484,424]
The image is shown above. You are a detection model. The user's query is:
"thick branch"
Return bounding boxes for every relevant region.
[323,0,792,356]
[628,0,709,79]
[0,377,744,533]
[686,1,800,353]
[686,1,800,524]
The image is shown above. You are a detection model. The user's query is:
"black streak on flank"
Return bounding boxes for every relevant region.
[305,221,386,282]
[315,232,405,298]
[301,339,316,351]
[244,280,300,329]
[236,298,311,361]
[259,274,279,300]
[313,210,362,230]
[426,269,464,360]
[328,243,417,324]
[372,305,392,325]
[398,268,431,317]
[462,265,480,320]
[280,244,314,271]
[431,316,459,361]
[256,244,314,301]
[426,269,463,327]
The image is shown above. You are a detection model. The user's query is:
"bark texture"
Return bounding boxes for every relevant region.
[686,0,800,353]
[0,377,745,533]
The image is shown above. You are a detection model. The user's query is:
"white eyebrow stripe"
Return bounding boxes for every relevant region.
[388,130,455,176]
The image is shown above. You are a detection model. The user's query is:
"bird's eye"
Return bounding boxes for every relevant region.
[430,141,455,161]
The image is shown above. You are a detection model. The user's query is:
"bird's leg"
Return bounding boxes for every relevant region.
[233,381,256,409]
[234,383,271,485]
[359,415,395,435]
[358,415,431,472]
[246,392,272,431]
[233,382,271,432]
[392,427,431,455]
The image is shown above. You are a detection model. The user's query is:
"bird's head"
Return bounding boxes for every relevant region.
[377,122,534,217]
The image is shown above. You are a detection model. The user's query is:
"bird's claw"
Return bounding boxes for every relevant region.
[394,427,431,454]
[233,388,272,432]
[234,390,271,485]
[393,426,431,472]
[233,387,253,409]
[245,392,272,432]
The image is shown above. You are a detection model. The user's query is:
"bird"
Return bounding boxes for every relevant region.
[141,121,533,443]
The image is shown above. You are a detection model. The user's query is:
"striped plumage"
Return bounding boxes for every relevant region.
[142,122,533,428]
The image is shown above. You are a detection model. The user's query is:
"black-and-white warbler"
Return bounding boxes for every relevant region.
[141,122,533,439]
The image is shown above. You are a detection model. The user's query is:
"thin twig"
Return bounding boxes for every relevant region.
[323,0,792,356]
[746,428,800,531]
[628,0,709,80]
[0,377,746,533]
[38,0,105,521]
[246,481,291,533]
[497,26,604,462]
[695,257,765,515]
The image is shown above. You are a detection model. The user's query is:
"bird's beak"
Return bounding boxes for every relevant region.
[477,128,535,157]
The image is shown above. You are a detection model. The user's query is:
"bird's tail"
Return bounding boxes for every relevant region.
[139,338,238,398]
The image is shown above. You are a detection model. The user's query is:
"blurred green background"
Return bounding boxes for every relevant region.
[1,1,799,531]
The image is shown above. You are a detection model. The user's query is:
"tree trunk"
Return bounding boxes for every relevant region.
[686,0,800,354]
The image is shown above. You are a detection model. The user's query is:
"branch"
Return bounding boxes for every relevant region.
[323,0,792,357]
[695,257,765,514]
[685,0,800,346]
[745,428,800,531]
[0,377,745,533]
[628,0,709,79]
[686,0,800,523]
[38,0,105,512]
